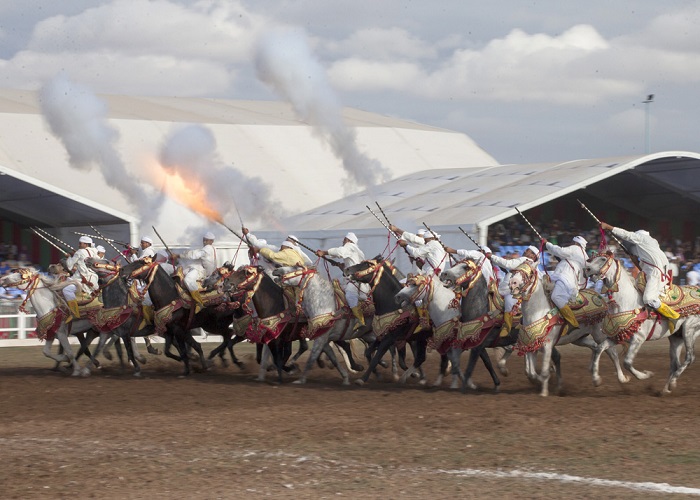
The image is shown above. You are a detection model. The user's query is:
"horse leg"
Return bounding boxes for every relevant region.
[663,333,685,394]
[497,345,513,377]
[446,348,464,390]
[163,335,182,362]
[122,335,142,377]
[335,340,364,372]
[623,335,653,380]
[208,334,230,367]
[294,337,327,384]
[536,344,554,397]
[321,343,350,385]
[229,335,247,369]
[551,347,562,393]
[145,336,162,355]
[524,352,539,385]
[102,334,116,361]
[357,333,398,385]
[59,332,89,377]
[185,334,208,372]
[399,340,427,384]
[590,337,614,386]
[43,337,70,368]
[290,338,308,363]
[256,344,271,382]
[433,353,449,387]
[397,344,408,371]
[131,337,147,365]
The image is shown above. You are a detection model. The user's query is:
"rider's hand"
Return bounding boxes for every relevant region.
[600,222,613,231]
[242,227,249,235]
[398,240,408,248]
[316,249,326,257]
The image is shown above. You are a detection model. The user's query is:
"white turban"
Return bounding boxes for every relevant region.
[424,232,440,240]
[287,234,299,243]
[527,245,540,257]
[482,246,491,254]
[416,228,426,236]
[141,236,153,245]
[96,245,106,253]
[257,239,267,246]
[573,236,587,248]
[281,240,295,249]
[79,236,93,245]
[345,232,358,244]
[203,231,215,240]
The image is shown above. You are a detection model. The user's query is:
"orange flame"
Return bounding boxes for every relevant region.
[157,166,222,223]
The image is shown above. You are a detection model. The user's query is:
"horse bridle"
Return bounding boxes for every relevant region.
[403,274,433,305]
[453,259,482,295]
[510,263,538,301]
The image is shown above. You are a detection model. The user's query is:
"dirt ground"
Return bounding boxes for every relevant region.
[1,340,700,499]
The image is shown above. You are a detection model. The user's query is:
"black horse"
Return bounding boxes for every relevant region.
[119,258,209,376]
[87,257,157,376]
[345,257,432,386]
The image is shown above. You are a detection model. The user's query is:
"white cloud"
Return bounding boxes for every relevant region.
[326,27,438,60]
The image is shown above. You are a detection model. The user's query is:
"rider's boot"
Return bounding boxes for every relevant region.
[351,305,365,331]
[66,300,81,322]
[190,289,204,313]
[413,306,430,334]
[656,302,680,333]
[499,311,513,337]
[139,304,154,330]
[558,304,579,329]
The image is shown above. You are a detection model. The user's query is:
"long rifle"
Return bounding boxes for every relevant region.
[74,230,129,247]
[422,221,456,265]
[90,225,129,263]
[514,207,543,242]
[293,237,342,268]
[458,226,484,252]
[31,227,71,257]
[151,225,175,261]
[217,221,245,242]
[369,202,413,260]
[33,226,75,253]
[576,199,639,267]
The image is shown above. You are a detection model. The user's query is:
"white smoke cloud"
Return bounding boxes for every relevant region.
[38,74,165,226]
[158,123,285,230]
[254,27,392,192]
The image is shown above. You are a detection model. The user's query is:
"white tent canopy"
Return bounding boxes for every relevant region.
[258,151,700,275]
[0,88,497,253]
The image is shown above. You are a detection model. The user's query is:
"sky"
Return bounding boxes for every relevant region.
[0,0,699,165]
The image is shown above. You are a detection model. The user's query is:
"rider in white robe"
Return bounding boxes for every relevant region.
[544,235,588,328]
[174,232,217,310]
[63,235,99,319]
[489,245,540,336]
[601,222,680,325]
[316,232,369,329]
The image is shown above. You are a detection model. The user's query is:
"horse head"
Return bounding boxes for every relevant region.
[119,257,157,281]
[509,262,537,299]
[85,257,120,281]
[585,252,615,283]
[272,265,311,287]
[395,274,431,308]
[344,257,383,284]
[440,259,479,288]
[0,267,38,290]
[202,261,235,291]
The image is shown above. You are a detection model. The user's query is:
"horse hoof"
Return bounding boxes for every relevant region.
[103,351,113,361]
[419,379,427,386]
[133,372,143,378]
[147,347,162,355]
[292,379,305,385]
[592,376,603,387]
[342,379,350,386]
[498,367,509,377]
[354,379,365,386]
[235,362,246,371]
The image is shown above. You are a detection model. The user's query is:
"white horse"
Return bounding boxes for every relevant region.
[273,266,373,385]
[0,268,96,376]
[585,253,700,394]
[508,262,628,396]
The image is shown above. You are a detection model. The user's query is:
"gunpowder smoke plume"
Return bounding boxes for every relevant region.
[158,123,284,230]
[39,74,165,226]
[255,27,391,193]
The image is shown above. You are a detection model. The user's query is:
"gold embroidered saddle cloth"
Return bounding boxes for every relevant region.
[635,274,700,316]
[569,289,608,325]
